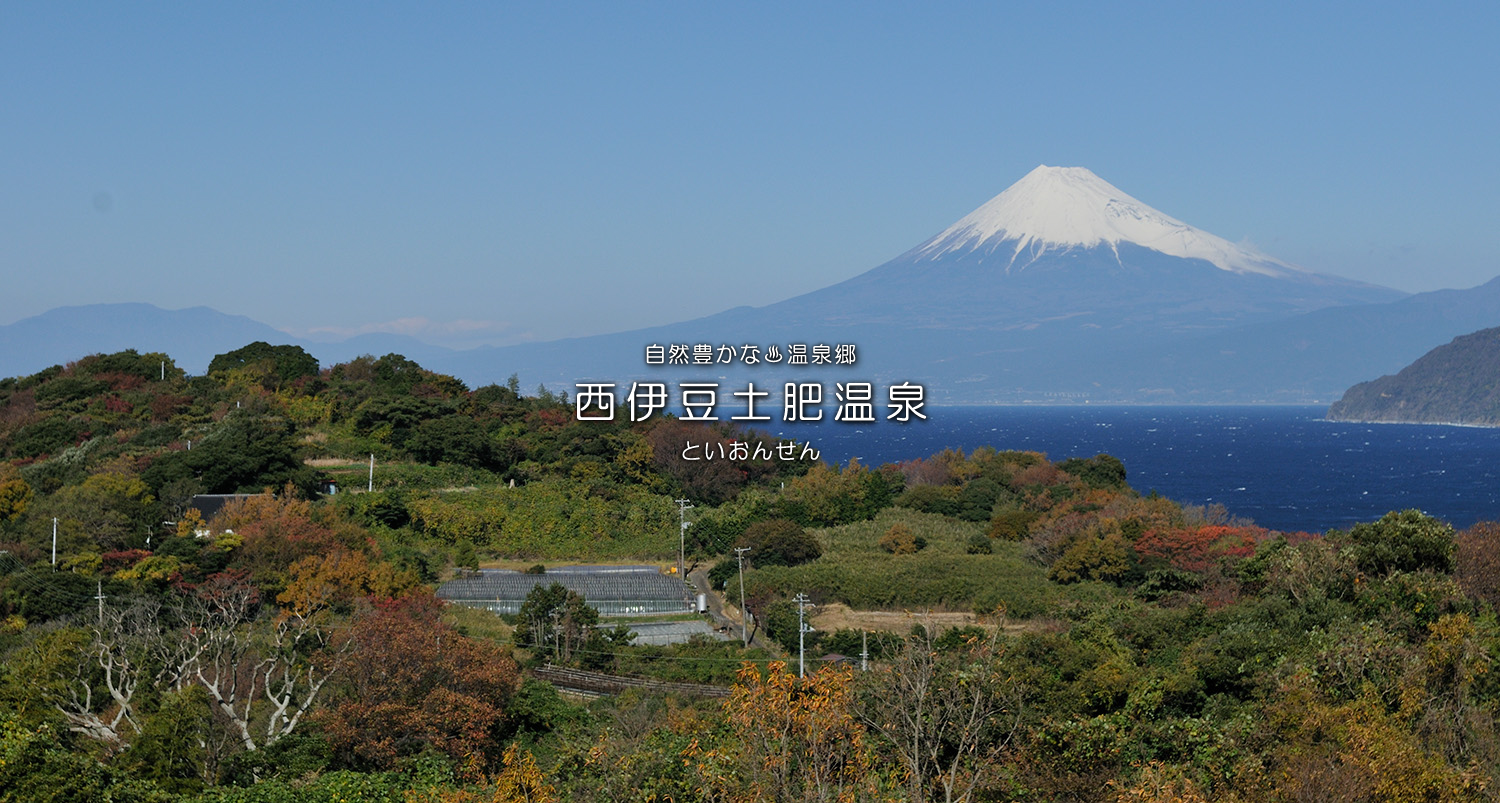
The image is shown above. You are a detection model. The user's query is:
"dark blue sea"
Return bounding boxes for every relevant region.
[776,406,1500,534]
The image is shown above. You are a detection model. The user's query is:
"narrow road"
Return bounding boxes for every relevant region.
[688,566,763,649]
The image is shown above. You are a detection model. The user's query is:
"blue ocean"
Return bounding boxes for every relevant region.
[776,406,1500,534]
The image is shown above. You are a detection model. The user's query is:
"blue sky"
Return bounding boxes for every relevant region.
[4,2,1498,347]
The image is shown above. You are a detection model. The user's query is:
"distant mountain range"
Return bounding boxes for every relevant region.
[1328,326,1500,425]
[4,166,1498,402]
[441,167,1489,403]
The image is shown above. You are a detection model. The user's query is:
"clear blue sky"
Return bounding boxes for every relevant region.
[4,2,1498,347]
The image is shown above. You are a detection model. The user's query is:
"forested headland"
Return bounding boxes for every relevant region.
[1329,326,1500,426]
[3,342,1500,802]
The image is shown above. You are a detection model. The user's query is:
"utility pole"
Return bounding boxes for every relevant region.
[794,593,813,678]
[95,580,106,628]
[52,517,58,568]
[368,454,375,493]
[675,498,693,578]
[861,630,869,672]
[734,546,751,645]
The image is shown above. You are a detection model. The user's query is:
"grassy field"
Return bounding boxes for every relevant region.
[313,459,505,492]
[406,480,679,560]
[747,507,1116,618]
[443,600,514,644]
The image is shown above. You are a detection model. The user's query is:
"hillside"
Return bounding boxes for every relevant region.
[1328,326,1500,425]
[4,343,1500,801]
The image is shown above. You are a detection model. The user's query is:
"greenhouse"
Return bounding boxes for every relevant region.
[437,565,693,616]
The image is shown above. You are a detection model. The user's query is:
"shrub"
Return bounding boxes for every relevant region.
[1058,454,1128,490]
[895,484,961,517]
[1049,531,1131,584]
[708,557,738,590]
[738,519,821,567]
[1456,521,1500,609]
[1338,509,1455,577]
[880,523,926,555]
[956,478,1004,522]
[988,506,1037,541]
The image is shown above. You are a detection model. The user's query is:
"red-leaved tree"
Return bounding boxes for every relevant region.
[316,592,522,774]
[1134,524,1267,575]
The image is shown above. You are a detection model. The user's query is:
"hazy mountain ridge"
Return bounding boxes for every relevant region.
[6,166,1494,402]
[446,167,1420,401]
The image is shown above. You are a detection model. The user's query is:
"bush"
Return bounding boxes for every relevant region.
[988,506,1037,541]
[1058,454,1128,490]
[1338,509,1455,577]
[819,628,901,661]
[1456,521,1500,609]
[738,519,821,567]
[708,557,738,590]
[879,522,926,555]
[895,484,961,517]
[965,532,993,554]
[761,598,818,654]
[956,478,1004,522]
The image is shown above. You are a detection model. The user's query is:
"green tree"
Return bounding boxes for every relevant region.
[406,415,500,469]
[208,341,320,384]
[776,462,873,527]
[1058,454,1128,490]
[142,409,317,496]
[514,582,600,665]
[1050,529,1132,583]
[352,395,452,449]
[956,477,1004,522]
[761,599,815,654]
[0,715,125,803]
[117,685,212,794]
[39,471,157,551]
[737,519,821,567]
[1339,509,1455,576]
[453,539,479,572]
[987,505,1037,541]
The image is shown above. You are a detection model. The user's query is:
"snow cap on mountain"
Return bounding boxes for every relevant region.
[916,165,1301,277]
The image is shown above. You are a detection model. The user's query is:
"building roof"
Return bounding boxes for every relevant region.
[187,493,266,521]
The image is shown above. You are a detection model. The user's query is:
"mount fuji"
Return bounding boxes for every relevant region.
[754,165,1399,335]
[907,164,1310,277]
[448,165,1414,402]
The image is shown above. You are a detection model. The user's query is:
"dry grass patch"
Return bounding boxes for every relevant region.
[811,602,1039,636]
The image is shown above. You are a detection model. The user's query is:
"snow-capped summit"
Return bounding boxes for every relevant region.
[915,165,1301,278]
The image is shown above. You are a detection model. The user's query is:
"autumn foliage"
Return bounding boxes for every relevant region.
[316,592,522,774]
[1134,524,1266,574]
[693,662,884,803]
